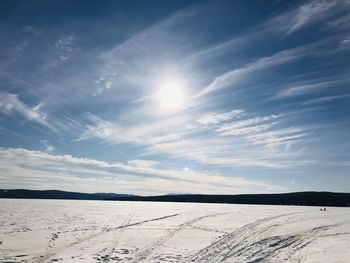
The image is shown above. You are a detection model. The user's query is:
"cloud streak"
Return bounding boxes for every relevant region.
[303,93,350,105]
[195,47,306,97]
[0,92,53,130]
[0,147,283,195]
[287,0,338,34]
[275,76,350,98]
[78,108,310,169]
[197,109,244,125]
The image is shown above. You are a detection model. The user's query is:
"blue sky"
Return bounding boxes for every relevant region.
[0,0,349,195]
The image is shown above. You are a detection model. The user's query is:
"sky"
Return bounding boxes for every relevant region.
[0,0,349,195]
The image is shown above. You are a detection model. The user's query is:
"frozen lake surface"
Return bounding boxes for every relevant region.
[0,199,349,262]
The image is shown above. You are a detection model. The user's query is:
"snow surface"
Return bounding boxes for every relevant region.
[0,199,349,262]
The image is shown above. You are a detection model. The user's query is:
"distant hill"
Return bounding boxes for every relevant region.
[113,192,350,207]
[1,189,349,207]
[0,189,132,200]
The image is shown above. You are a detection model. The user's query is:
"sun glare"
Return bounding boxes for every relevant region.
[156,79,186,112]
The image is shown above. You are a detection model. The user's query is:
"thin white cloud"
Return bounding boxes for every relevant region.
[127,159,159,168]
[77,108,312,169]
[210,114,307,155]
[143,137,289,169]
[219,123,279,137]
[0,93,84,134]
[275,77,350,98]
[0,92,53,129]
[198,112,310,154]
[303,93,350,105]
[195,48,304,97]
[199,34,345,100]
[40,139,55,153]
[197,109,244,125]
[216,115,282,134]
[245,128,309,149]
[287,0,338,34]
[77,113,193,146]
[0,147,283,195]
[183,0,346,68]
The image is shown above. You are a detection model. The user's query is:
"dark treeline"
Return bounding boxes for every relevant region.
[114,192,350,207]
[1,189,349,207]
[0,189,132,200]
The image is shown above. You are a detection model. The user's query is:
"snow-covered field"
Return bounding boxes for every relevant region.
[0,199,349,263]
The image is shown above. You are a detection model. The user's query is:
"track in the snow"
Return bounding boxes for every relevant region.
[185,212,335,263]
[33,213,179,263]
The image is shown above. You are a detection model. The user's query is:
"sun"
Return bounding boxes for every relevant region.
[156,79,186,112]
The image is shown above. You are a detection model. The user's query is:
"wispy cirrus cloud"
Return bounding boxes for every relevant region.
[0,92,53,130]
[197,109,244,125]
[195,32,349,98]
[303,93,350,105]
[275,76,350,98]
[78,109,309,169]
[286,0,338,34]
[183,0,346,69]
[195,46,309,97]
[205,113,308,152]
[0,92,84,134]
[245,127,309,150]
[142,136,291,169]
[216,115,282,134]
[77,113,193,146]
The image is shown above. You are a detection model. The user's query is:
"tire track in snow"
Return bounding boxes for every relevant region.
[105,213,178,232]
[184,212,314,263]
[227,224,335,263]
[131,212,229,262]
[190,225,228,235]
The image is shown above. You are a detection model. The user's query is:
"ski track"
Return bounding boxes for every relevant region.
[93,215,133,262]
[130,213,229,263]
[184,212,335,263]
[33,213,179,263]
